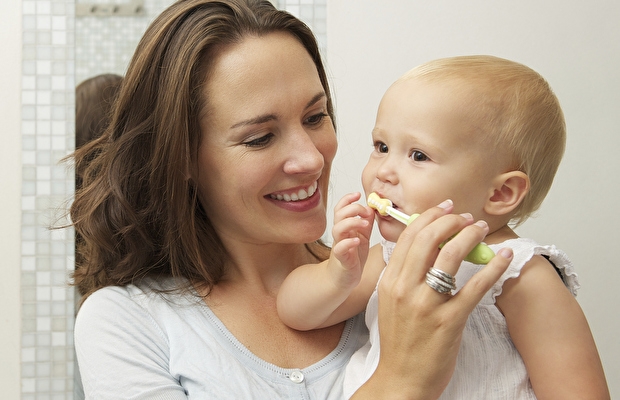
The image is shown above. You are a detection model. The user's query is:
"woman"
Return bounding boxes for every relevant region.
[71,0,512,398]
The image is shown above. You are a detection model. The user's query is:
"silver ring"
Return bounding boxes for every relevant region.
[425,273,455,291]
[425,275,453,295]
[427,267,456,286]
[425,269,456,296]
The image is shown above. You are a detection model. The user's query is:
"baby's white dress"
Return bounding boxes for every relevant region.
[343,237,579,399]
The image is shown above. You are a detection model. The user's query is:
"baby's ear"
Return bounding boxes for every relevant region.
[484,171,530,216]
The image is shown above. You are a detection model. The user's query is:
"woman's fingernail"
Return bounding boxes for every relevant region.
[498,248,514,260]
[438,199,453,209]
[459,213,473,220]
[474,220,488,229]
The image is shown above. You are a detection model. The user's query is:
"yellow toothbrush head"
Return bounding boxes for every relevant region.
[367,192,393,216]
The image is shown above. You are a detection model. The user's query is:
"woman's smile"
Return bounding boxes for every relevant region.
[268,181,318,202]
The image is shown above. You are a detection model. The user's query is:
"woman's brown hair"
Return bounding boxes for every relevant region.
[71,0,335,300]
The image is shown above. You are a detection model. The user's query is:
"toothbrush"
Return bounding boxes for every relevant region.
[367,192,495,265]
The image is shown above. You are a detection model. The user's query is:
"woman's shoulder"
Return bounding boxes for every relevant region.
[76,278,202,332]
[74,279,206,397]
[87,275,196,300]
[81,278,181,307]
[77,284,144,318]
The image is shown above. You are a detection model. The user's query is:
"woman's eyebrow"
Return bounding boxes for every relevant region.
[230,113,277,129]
[306,92,326,109]
[229,92,326,129]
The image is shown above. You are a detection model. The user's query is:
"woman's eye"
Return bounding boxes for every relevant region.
[410,150,428,161]
[305,112,328,126]
[374,142,388,153]
[244,133,274,148]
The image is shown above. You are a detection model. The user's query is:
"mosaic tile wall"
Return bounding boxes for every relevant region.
[21,0,76,397]
[75,0,174,85]
[22,0,326,398]
[75,0,326,85]
[281,0,327,51]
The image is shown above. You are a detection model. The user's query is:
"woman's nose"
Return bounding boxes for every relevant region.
[282,131,325,175]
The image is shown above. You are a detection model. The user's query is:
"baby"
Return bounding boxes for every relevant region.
[277,55,609,399]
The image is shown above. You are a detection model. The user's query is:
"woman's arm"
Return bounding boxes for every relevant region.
[497,255,610,400]
[351,201,513,399]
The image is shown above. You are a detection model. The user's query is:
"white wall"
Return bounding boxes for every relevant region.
[0,0,22,397]
[327,1,620,397]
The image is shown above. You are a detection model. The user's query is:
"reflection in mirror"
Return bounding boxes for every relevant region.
[73,73,122,397]
[75,0,173,85]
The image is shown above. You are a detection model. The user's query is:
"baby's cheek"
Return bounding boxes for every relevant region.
[377,219,405,243]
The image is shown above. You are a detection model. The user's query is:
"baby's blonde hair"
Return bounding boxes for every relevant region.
[400,55,566,226]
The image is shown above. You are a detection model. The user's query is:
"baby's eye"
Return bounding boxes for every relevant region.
[244,133,274,148]
[374,141,388,153]
[410,150,428,162]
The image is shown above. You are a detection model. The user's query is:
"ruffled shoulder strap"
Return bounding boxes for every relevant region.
[489,238,580,301]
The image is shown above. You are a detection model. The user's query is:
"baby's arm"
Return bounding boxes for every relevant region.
[497,255,610,399]
[277,192,382,330]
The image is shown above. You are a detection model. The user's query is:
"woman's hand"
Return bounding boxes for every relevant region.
[353,200,513,399]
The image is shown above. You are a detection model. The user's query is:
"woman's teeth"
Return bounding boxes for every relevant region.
[269,182,318,202]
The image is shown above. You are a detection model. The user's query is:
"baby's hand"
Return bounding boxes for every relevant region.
[329,192,375,289]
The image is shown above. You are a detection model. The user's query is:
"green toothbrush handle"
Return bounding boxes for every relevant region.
[406,213,495,264]
[463,242,495,264]
[439,240,495,265]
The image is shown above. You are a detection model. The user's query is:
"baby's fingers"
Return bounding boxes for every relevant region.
[332,216,371,242]
[334,192,362,213]
[334,192,373,222]
[332,237,362,262]
[331,238,365,284]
